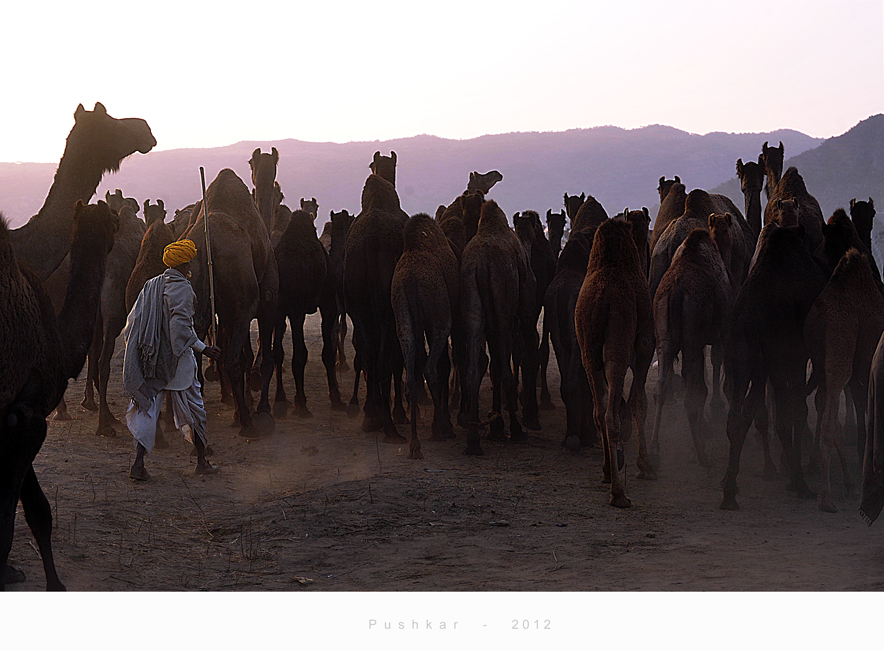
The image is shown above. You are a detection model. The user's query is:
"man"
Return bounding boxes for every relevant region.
[123,239,221,479]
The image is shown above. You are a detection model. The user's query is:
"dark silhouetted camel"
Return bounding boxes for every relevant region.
[575,218,655,508]
[760,141,784,202]
[467,170,503,195]
[736,156,765,238]
[391,213,460,459]
[1,200,118,590]
[8,102,154,282]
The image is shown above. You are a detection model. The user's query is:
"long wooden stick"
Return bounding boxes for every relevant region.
[200,167,217,343]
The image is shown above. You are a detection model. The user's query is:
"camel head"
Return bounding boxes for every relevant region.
[105,189,138,216]
[772,198,801,228]
[73,200,119,257]
[513,211,538,251]
[329,209,355,244]
[850,198,876,242]
[657,176,681,202]
[563,193,585,222]
[467,170,503,195]
[249,147,279,229]
[300,197,319,221]
[760,141,785,178]
[736,158,764,196]
[370,151,397,187]
[546,209,566,236]
[70,102,156,174]
[143,199,167,227]
[822,208,860,270]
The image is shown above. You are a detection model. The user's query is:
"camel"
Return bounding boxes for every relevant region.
[437,190,485,260]
[649,189,754,304]
[513,210,554,420]
[650,180,687,253]
[805,248,884,512]
[185,169,279,438]
[545,209,567,259]
[466,170,503,195]
[720,224,829,510]
[370,151,397,186]
[391,213,460,459]
[1,199,118,591]
[763,167,825,254]
[545,230,597,451]
[615,207,651,278]
[651,227,732,469]
[571,195,609,233]
[81,190,147,437]
[460,200,536,455]
[8,102,154,282]
[575,218,656,508]
[862,331,884,524]
[657,176,681,203]
[850,198,877,273]
[736,156,765,238]
[321,209,355,372]
[819,208,883,293]
[249,147,279,233]
[300,198,319,220]
[760,141,784,202]
[563,193,585,225]
[344,171,408,440]
[271,208,344,418]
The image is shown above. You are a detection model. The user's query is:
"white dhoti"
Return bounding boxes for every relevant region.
[126,379,208,455]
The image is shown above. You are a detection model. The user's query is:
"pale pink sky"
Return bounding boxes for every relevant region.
[1,0,882,162]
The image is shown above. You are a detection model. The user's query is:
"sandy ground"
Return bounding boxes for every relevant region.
[7,312,883,601]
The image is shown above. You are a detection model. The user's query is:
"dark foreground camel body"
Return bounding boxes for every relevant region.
[651,227,732,468]
[805,249,884,512]
[460,200,537,456]
[391,213,460,459]
[720,224,829,510]
[1,201,118,591]
[575,218,655,508]
[185,169,279,438]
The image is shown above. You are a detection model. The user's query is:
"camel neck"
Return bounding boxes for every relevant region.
[57,227,109,380]
[744,190,763,239]
[10,145,107,282]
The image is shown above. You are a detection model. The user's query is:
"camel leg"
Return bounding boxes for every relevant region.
[650,349,674,471]
[398,316,422,460]
[255,298,276,423]
[95,322,122,437]
[19,466,64,591]
[538,319,554,410]
[347,355,362,419]
[682,344,709,468]
[379,324,404,443]
[428,331,455,441]
[319,291,345,411]
[771,366,814,500]
[226,320,257,437]
[464,331,488,456]
[52,395,72,421]
[519,323,541,431]
[817,383,842,513]
[721,363,765,510]
[80,323,101,412]
[631,334,655,480]
[391,343,409,426]
[604,360,631,508]
[271,315,289,419]
[710,341,726,415]
[291,314,311,418]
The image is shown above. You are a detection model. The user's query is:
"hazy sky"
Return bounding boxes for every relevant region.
[1,0,882,163]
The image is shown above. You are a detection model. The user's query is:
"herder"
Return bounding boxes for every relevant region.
[122,239,221,480]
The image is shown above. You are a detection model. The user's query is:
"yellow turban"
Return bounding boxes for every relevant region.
[163,239,197,267]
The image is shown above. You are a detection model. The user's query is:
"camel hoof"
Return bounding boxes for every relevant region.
[609,494,632,509]
[431,421,455,441]
[252,411,275,436]
[53,410,72,421]
[4,564,26,585]
[81,398,98,412]
[408,448,424,460]
[361,414,383,433]
[564,435,582,453]
[524,417,541,431]
[636,469,657,481]
[346,403,361,419]
[539,399,556,411]
[648,452,661,471]
[272,401,289,419]
[296,406,314,419]
[95,425,117,438]
[392,408,409,425]
[819,497,838,513]
[383,433,407,444]
[238,424,262,439]
[719,497,740,511]
[330,400,347,412]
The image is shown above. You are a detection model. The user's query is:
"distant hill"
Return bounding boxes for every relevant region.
[0,124,824,230]
[712,114,884,217]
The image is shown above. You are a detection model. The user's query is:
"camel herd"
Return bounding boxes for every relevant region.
[2,102,883,591]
